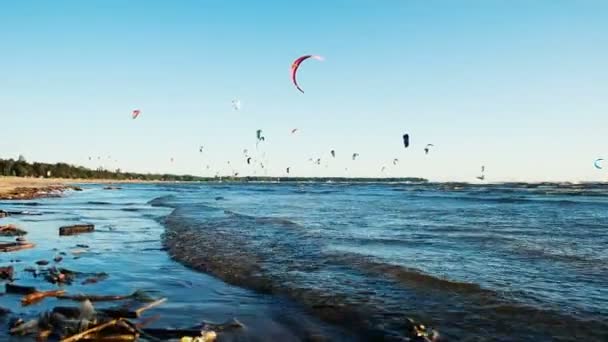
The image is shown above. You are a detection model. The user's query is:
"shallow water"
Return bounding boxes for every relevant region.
[0,184,353,341]
[1,182,607,341]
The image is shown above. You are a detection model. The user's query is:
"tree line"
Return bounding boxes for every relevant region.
[0,156,427,183]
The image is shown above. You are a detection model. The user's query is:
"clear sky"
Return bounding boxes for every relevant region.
[1,0,607,182]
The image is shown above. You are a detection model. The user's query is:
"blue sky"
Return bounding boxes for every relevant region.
[1,0,607,182]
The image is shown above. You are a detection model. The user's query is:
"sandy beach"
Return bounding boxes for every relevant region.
[0,177,143,200]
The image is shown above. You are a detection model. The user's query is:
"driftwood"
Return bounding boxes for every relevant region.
[59,319,120,342]
[59,224,94,236]
[21,289,66,306]
[102,298,167,319]
[59,299,167,342]
[0,224,27,236]
[0,241,35,252]
[57,290,144,302]
[6,283,37,294]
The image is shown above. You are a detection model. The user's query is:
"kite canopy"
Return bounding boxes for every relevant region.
[595,158,604,170]
[403,134,410,148]
[232,99,241,111]
[291,55,324,93]
[132,109,141,119]
[330,150,336,158]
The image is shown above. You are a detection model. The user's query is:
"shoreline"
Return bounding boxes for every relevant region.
[0,182,356,341]
[0,177,151,200]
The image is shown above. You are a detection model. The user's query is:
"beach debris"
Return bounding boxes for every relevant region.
[43,267,77,285]
[403,133,410,148]
[100,298,167,319]
[406,318,440,342]
[22,289,66,306]
[291,54,324,93]
[594,158,604,169]
[0,241,35,252]
[0,185,78,200]
[0,266,14,280]
[59,224,95,236]
[0,224,27,236]
[179,331,217,342]
[6,283,37,294]
[424,144,434,155]
[11,297,168,340]
[36,260,50,266]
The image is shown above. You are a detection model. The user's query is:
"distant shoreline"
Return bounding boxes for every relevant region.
[0,177,142,200]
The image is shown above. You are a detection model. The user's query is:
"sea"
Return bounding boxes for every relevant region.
[0,182,606,341]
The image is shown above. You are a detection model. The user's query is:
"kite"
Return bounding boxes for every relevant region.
[247,157,252,165]
[330,150,336,158]
[352,153,359,160]
[232,99,241,111]
[199,146,204,153]
[393,158,399,165]
[291,128,299,134]
[403,134,410,148]
[594,158,604,170]
[291,55,323,93]
[132,109,141,119]
[424,144,434,155]
[286,167,290,174]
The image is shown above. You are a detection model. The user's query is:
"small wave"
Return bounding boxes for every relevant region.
[222,210,302,228]
[328,252,492,296]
